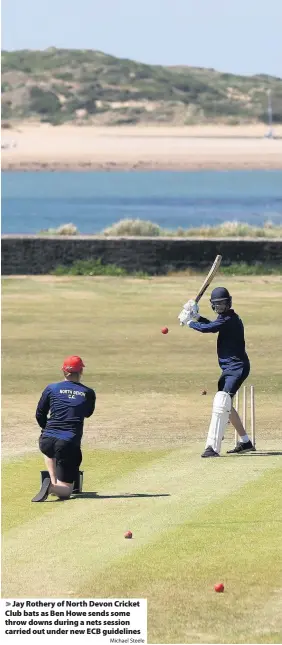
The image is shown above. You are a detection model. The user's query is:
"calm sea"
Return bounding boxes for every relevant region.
[2,170,282,234]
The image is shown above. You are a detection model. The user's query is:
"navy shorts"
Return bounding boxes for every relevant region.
[39,435,82,484]
[218,362,250,398]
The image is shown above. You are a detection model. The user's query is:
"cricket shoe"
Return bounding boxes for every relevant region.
[31,476,51,502]
[201,446,220,458]
[227,440,256,454]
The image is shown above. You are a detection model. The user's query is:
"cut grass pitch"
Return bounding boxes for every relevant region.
[2,449,282,643]
[2,275,282,644]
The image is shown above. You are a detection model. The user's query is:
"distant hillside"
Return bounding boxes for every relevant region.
[2,48,282,126]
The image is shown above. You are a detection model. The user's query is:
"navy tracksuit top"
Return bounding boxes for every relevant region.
[189,309,250,372]
[36,380,96,442]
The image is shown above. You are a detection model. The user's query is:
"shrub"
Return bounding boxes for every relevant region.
[102,219,282,238]
[37,219,282,239]
[1,82,11,92]
[183,221,282,238]
[102,219,162,236]
[54,72,73,81]
[1,102,13,119]
[29,86,61,116]
[39,223,78,235]
[52,259,127,276]
[220,262,282,275]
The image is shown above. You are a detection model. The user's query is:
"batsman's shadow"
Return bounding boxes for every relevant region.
[71,492,171,500]
[224,450,282,458]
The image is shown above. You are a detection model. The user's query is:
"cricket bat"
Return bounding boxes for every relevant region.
[195,254,222,303]
[180,254,222,325]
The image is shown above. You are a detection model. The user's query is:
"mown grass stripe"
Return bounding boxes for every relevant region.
[2,448,170,533]
[78,468,282,644]
[2,446,280,600]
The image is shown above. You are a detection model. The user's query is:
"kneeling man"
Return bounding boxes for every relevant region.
[32,355,95,501]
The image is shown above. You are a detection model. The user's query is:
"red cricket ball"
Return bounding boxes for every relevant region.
[124,530,133,539]
[214,583,224,593]
[161,327,169,334]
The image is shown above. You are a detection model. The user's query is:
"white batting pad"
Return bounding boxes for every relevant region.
[205,391,232,454]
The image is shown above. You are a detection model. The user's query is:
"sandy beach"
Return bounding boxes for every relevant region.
[2,123,282,171]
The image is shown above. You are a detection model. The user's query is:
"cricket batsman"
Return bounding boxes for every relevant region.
[178,287,255,457]
[32,355,96,501]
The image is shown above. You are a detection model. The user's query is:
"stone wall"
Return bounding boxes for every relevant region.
[2,235,282,275]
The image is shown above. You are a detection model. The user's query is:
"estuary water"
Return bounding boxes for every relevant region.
[2,170,282,234]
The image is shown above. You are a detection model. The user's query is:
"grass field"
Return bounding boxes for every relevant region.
[2,275,282,644]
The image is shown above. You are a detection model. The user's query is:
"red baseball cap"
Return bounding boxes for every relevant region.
[62,356,85,372]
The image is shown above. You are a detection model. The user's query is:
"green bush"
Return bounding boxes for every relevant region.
[102,219,162,236]
[220,262,282,275]
[54,72,73,81]
[1,82,11,92]
[51,258,282,277]
[101,219,282,238]
[51,84,72,98]
[1,102,13,119]
[39,223,78,235]
[38,219,282,239]
[29,86,61,116]
[53,259,125,276]
[51,259,149,277]
[180,220,282,238]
